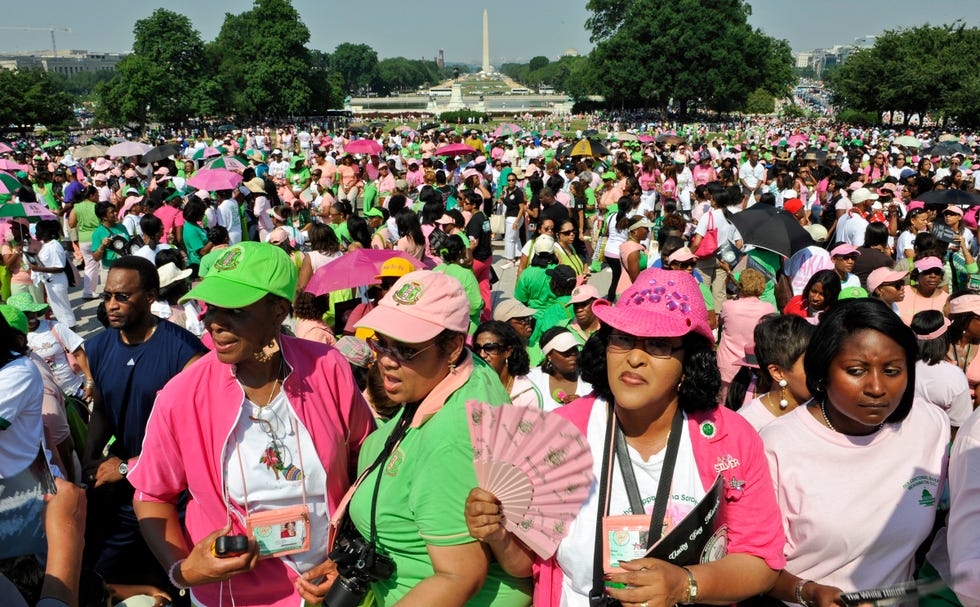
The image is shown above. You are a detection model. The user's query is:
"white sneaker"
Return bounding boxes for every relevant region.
[500,260,515,269]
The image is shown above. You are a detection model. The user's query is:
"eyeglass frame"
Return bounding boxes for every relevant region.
[100,290,141,303]
[607,331,684,359]
[366,335,437,363]
[472,342,508,356]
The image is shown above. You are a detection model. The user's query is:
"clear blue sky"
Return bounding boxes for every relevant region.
[1,0,979,62]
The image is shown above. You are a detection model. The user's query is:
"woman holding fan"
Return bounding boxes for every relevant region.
[466,267,785,607]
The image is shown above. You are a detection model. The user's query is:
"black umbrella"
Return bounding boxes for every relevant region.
[918,189,980,207]
[217,124,238,133]
[924,141,971,156]
[730,206,814,258]
[369,121,386,128]
[141,143,182,165]
[582,129,599,136]
[348,125,368,134]
[419,122,439,131]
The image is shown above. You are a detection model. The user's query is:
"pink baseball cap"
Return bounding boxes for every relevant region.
[847,181,864,192]
[667,247,697,263]
[907,200,925,212]
[914,256,943,273]
[944,204,964,216]
[591,268,712,342]
[950,294,980,316]
[475,155,487,164]
[568,284,600,304]
[435,214,455,225]
[866,267,908,294]
[355,270,469,342]
[830,243,860,257]
[461,168,481,181]
[123,168,137,179]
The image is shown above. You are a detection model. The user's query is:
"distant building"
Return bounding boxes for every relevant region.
[794,34,878,78]
[0,49,122,75]
[561,48,580,58]
[437,49,445,70]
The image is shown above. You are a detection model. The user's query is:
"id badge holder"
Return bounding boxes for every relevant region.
[246,504,311,559]
[601,514,651,573]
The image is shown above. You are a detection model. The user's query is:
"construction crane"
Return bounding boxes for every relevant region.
[0,27,72,56]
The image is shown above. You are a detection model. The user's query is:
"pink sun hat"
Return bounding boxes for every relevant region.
[591,268,712,342]
[355,270,469,343]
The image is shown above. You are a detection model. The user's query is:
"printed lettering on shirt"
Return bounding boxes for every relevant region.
[903,474,939,507]
[713,454,740,473]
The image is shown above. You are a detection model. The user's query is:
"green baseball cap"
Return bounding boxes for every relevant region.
[0,304,28,335]
[7,292,49,313]
[180,241,298,308]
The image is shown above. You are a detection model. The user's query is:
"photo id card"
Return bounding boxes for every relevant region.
[602,514,651,572]
[246,504,310,558]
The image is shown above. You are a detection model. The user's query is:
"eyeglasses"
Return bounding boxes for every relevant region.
[607,332,683,358]
[100,291,138,303]
[472,342,507,356]
[366,336,436,363]
[558,229,576,236]
[540,226,555,233]
[509,316,535,326]
[507,178,517,182]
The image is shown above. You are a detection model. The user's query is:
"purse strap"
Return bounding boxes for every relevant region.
[590,403,685,604]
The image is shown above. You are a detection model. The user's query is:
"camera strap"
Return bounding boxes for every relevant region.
[367,402,418,545]
[589,401,684,605]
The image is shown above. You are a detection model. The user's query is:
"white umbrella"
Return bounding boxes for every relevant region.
[107,141,152,158]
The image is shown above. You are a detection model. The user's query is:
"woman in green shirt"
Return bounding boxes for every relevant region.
[181,198,213,279]
[433,234,483,333]
[67,185,101,298]
[91,201,130,285]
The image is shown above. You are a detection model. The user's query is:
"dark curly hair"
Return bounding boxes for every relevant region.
[474,320,530,377]
[579,324,721,412]
[804,298,917,424]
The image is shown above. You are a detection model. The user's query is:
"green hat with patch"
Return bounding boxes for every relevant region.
[180,241,297,308]
[0,304,28,335]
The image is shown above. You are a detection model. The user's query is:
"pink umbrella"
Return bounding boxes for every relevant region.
[0,143,13,154]
[637,135,656,143]
[344,139,383,155]
[187,168,243,191]
[491,123,522,138]
[435,143,477,156]
[0,159,29,172]
[306,249,426,295]
[0,201,57,221]
[787,134,808,147]
[107,140,152,158]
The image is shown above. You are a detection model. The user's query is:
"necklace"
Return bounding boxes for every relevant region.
[240,357,302,480]
[820,401,837,432]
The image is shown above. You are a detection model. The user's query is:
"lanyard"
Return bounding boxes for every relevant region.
[590,402,684,606]
[234,416,308,516]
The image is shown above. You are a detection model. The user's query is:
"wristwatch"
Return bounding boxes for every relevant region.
[679,566,698,604]
[118,461,129,476]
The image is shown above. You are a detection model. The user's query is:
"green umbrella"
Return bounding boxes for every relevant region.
[41,140,62,149]
[205,156,248,171]
[0,172,25,194]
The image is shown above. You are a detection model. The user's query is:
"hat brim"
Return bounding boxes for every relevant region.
[354,305,443,344]
[179,274,269,308]
[161,268,193,288]
[17,302,49,313]
[591,298,711,341]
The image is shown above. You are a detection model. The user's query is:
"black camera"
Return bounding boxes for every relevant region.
[323,532,395,607]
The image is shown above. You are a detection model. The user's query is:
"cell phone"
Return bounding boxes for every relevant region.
[212,535,249,558]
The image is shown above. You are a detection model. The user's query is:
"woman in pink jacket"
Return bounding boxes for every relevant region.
[129,242,375,607]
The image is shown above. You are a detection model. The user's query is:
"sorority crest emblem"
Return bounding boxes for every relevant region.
[392,281,424,305]
[214,247,243,272]
[699,421,716,438]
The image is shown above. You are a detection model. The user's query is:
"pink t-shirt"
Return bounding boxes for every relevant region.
[738,396,778,432]
[761,402,949,593]
[895,286,948,327]
[717,297,776,384]
[914,360,972,427]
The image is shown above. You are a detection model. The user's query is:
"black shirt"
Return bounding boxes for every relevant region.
[466,211,492,261]
[539,201,569,228]
[502,187,525,217]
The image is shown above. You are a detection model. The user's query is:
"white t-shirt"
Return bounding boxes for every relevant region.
[224,390,329,574]
[915,360,972,427]
[761,402,948,594]
[895,230,916,261]
[839,214,868,247]
[556,400,705,607]
[217,199,242,244]
[0,355,44,478]
[695,208,742,248]
[945,407,980,606]
[26,319,85,395]
[133,243,172,264]
[523,367,592,413]
[34,239,67,287]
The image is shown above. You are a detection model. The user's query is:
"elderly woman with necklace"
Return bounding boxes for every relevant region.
[129,242,375,607]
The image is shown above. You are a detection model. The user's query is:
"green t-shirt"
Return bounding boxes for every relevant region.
[199,246,226,277]
[530,296,573,346]
[183,222,208,267]
[362,182,378,211]
[75,201,99,245]
[349,358,532,607]
[34,183,57,211]
[328,221,352,246]
[91,224,130,268]
[433,262,484,333]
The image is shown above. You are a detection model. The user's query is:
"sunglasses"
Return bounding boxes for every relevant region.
[100,291,138,303]
[558,229,575,236]
[366,336,435,363]
[607,332,683,359]
[670,261,697,269]
[509,316,535,326]
[472,342,507,356]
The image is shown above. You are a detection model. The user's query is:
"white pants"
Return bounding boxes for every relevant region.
[504,217,523,260]
[79,242,99,296]
[43,278,76,327]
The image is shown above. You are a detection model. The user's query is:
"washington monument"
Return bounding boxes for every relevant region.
[482,8,493,73]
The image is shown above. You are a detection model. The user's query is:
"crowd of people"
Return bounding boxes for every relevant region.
[0,118,979,607]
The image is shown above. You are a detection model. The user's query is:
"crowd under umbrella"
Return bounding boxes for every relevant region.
[0,201,57,221]
[562,138,610,159]
[918,189,980,208]
[0,159,30,172]
[305,249,428,295]
[492,123,522,138]
[186,168,242,192]
[344,139,383,155]
[730,206,814,258]
[72,144,108,159]
[204,156,248,171]
[925,141,972,157]
[141,143,182,165]
[191,146,225,161]
[107,140,152,158]
[434,143,476,156]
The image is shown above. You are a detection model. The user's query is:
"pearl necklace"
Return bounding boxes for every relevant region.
[820,401,836,432]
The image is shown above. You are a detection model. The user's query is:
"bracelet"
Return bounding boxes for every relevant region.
[168,558,189,590]
[795,578,814,607]
[679,565,698,604]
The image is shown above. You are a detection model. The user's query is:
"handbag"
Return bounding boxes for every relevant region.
[693,211,718,258]
[490,202,507,235]
[51,325,83,374]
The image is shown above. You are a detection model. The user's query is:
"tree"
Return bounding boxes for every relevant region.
[211,0,314,118]
[528,56,550,72]
[331,43,380,94]
[0,69,74,131]
[745,88,775,114]
[584,0,793,114]
[95,8,208,125]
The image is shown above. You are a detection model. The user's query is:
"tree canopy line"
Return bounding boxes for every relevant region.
[824,23,980,128]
